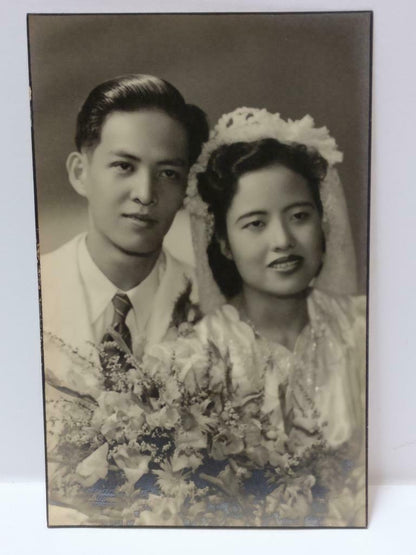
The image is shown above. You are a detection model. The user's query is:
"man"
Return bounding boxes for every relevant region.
[40,73,209,396]
[39,74,208,524]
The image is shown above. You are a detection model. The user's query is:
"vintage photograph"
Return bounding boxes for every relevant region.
[28,12,371,527]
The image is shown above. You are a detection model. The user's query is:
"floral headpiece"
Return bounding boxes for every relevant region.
[185,107,343,231]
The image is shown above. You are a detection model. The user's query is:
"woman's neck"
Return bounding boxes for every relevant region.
[86,232,160,291]
[237,286,310,351]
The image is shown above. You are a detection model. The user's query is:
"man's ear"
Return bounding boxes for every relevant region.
[218,236,233,261]
[66,151,88,197]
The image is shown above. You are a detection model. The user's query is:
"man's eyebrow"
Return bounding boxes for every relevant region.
[109,151,187,166]
[236,210,267,223]
[156,158,187,167]
[109,150,141,161]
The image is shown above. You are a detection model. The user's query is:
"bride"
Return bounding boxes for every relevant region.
[175,107,367,525]
[186,107,365,434]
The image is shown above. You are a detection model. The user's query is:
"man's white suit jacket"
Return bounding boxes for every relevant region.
[40,233,197,396]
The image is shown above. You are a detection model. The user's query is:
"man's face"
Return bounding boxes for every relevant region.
[78,109,189,256]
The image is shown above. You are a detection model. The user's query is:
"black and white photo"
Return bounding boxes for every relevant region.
[28,12,371,527]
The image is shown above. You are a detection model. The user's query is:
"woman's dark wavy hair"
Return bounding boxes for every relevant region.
[197,138,328,298]
[75,73,209,165]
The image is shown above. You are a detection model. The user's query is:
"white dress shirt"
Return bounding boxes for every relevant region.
[77,236,164,356]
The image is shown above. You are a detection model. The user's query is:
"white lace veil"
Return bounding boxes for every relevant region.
[185,108,357,315]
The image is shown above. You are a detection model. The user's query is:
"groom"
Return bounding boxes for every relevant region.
[40,73,208,395]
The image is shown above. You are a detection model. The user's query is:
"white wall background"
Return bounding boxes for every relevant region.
[0,0,415,494]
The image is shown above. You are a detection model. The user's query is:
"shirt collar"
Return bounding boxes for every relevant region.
[78,235,163,327]
[78,236,117,324]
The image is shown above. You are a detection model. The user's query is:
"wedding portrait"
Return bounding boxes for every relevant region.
[28,12,372,528]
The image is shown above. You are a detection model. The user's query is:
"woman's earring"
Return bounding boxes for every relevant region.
[219,238,233,260]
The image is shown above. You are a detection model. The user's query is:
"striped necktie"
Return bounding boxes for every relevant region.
[109,292,132,350]
[100,292,133,391]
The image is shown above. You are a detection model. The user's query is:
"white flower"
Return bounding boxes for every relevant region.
[154,461,195,500]
[171,449,204,472]
[186,107,343,225]
[93,391,145,443]
[112,444,151,487]
[211,430,244,459]
[159,375,182,405]
[173,340,211,395]
[145,405,180,429]
[265,474,316,520]
[175,426,207,453]
[143,341,177,380]
[75,443,109,487]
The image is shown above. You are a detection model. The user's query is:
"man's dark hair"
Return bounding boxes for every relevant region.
[75,73,209,166]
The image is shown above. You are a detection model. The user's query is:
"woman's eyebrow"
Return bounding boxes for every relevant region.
[283,201,315,212]
[235,202,315,223]
[236,210,267,223]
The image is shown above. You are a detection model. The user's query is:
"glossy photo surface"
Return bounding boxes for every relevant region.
[28,12,372,528]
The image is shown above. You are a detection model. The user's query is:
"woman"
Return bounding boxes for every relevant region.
[174,107,367,526]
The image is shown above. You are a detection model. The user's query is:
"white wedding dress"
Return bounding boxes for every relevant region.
[188,289,366,450]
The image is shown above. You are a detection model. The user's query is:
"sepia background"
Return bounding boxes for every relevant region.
[29,13,371,293]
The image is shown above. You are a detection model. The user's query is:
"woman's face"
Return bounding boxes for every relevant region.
[224,163,324,299]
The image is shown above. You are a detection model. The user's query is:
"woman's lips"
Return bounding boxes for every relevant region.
[267,255,303,272]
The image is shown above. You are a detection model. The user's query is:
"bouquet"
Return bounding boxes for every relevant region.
[45,331,365,527]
